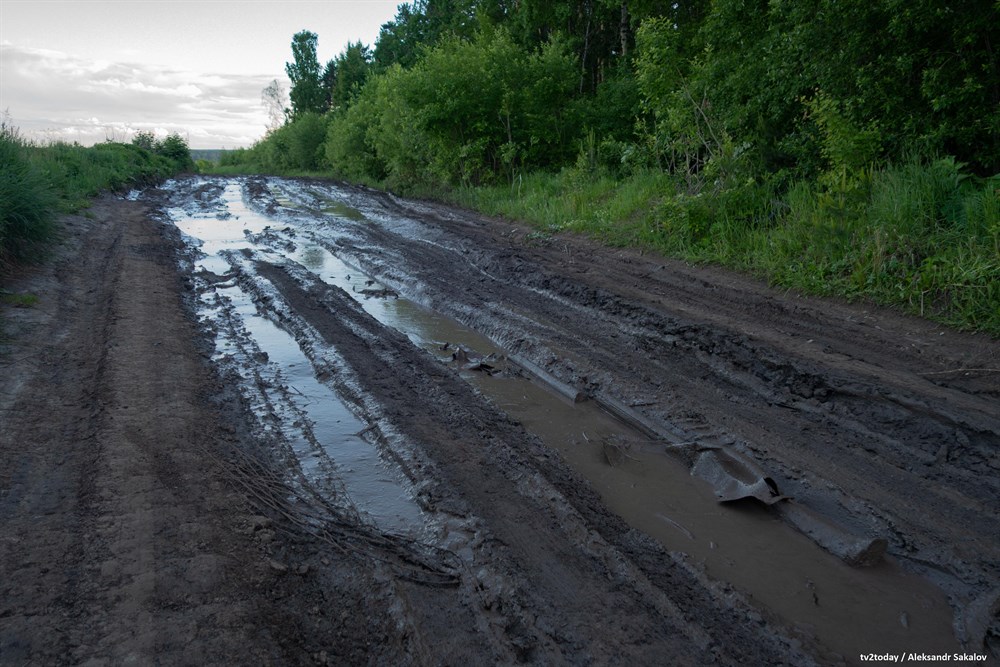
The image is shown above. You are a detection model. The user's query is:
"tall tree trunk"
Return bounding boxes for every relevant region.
[620,2,630,58]
[580,1,592,93]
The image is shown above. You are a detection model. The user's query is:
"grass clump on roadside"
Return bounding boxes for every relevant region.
[0,121,193,271]
[1,121,58,267]
[35,131,192,212]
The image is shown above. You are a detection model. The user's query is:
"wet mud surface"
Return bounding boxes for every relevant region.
[1,175,997,665]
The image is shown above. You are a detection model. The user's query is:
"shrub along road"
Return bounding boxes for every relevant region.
[0,178,997,664]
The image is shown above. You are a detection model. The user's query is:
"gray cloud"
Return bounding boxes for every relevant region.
[1,43,278,148]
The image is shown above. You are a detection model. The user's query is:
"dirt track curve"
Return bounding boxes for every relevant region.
[1,176,997,665]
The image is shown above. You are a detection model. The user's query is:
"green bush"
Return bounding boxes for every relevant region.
[325,91,385,181]
[157,134,194,170]
[286,112,328,171]
[326,29,580,189]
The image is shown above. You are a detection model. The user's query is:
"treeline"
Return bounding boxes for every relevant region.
[0,122,192,269]
[222,0,999,333]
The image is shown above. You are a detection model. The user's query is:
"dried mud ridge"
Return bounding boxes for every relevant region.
[0,175,997,665]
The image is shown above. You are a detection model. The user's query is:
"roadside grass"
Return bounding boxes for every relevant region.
[1,121,184,271]
[1,122,57,268]
[452,160,1000,336]
[28,140,179,212]
[453,169,672,245]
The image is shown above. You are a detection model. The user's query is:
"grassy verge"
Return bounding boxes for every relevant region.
[451,160,999,336]
[1,121,187,270]
[1,123,58,267]
[29,139,182,212]
[2,121,193,341]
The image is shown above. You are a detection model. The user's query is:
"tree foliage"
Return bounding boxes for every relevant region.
[327,28,579,187]
[286,30,325,118]
[261,79,288,130]
[130,131,194,170]
[249,0,999,186]
[325,41,373,110]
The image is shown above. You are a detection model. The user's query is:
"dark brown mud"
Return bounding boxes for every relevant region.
[1,175,997,665]
[238,176,999,659]
[0,195,409,665]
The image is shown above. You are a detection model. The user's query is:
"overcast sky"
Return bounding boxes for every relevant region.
[0,0,400,148]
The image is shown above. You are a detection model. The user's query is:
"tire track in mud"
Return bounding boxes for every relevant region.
[250,176,1000,655]
[234,247,818,665]
[0,203,126,664]
[260,178,1000,592]
[117,174,998,662]
[2,198,283,664]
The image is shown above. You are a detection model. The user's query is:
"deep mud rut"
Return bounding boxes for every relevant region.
[1,175,997,665]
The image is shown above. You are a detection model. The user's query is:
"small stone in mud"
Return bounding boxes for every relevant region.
[268,559,289,573]
[296,564,310,576]
[250,515,272,531]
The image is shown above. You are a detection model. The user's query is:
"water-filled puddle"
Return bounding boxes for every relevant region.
[321,200,367,221]
[219,284,423,533]
[170,177,960,659]
[171,180,423,535]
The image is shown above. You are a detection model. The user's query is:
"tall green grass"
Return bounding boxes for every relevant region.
[454,169,673,245]
[1,122,57,266]
[452,158,1000,335]
[1,121,189,271]
[28,140,181,212]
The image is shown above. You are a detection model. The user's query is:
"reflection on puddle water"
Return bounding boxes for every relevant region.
[173,183,270,261]
[321,200,367,221]
[173,180,423,535]
[219,284,424,534]
[169,177,961,659]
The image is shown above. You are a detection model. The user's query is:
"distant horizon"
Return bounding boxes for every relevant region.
[1,0,400,149]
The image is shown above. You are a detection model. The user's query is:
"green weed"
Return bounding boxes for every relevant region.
[0,291,39,307]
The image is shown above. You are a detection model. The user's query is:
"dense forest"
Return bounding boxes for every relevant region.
[219,0,999,333]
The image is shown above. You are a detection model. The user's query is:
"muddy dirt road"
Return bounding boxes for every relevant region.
[1,175,997,665]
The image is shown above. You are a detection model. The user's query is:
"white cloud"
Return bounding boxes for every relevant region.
[0,44,274,148]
